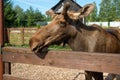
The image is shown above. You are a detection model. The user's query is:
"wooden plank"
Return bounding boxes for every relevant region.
[3,62,11,74]
[21,28,24,45]
[7,28,10,43]
[9,28,23,31]
[2,47,120,74]
[0,1,4,80]
[0,55,3,80]
[8,28,37,31]
[3,74,29,80]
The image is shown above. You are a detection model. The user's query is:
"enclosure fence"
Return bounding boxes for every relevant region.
[7,28,38,45]
[2,47,120,80]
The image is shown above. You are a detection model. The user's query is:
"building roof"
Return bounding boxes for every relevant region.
[48,0,82,13]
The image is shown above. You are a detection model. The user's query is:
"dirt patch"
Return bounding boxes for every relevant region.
[11,63,85,80]
[10,63,113,80]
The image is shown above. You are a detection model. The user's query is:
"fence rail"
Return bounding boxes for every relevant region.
[2,47,120,80]
[7,28,38,45]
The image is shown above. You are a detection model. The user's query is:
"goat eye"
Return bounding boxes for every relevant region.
[59,21,66,27]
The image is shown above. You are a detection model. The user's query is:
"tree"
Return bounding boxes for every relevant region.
[25,6,35,27]
[4,0,47,27]
[114,0,120,21]
[25,7,46,27]
[14,5,26,27]
[86,2,98,22]
[99,0,118,21]
[4,0,16,27]
[34,9,46,22]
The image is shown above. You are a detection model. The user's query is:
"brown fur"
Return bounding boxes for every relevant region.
[29,3,120,80]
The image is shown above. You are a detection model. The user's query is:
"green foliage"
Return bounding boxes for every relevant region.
[114,0,120,21]
[99,0,112,21]
[4,0,120,27]
[99,0,120,21]
[86,0,120,22]
[4,0,47,27]
[14,5,26,27]
[49,45,71,50]
[34,9,45,21]
[24,6,46,27]
[26,6,35,27]
[4,0,16,27]
[36,23,41,28]
[5,43,71,50]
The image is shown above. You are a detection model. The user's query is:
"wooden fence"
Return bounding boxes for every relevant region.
[2,47,120,80]
[7,28,38,45]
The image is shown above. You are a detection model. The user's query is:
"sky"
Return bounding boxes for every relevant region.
[11,0,101,14]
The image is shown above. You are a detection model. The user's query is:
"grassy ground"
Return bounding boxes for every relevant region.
[9,33,32,45]
[49,45,71,50]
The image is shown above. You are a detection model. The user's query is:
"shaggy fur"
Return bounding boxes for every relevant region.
[29,3,120,80]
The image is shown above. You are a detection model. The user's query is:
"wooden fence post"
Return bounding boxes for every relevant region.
[0,0,4,80]
[0,46,3,80]
[3,62,11,75]
[7,28,10,43]
[21,28,24,45]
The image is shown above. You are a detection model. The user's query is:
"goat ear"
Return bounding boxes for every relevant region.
[79,4,95,18]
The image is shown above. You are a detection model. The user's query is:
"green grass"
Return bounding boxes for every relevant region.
[9,33,33,45]
[49,45,71,51]
[5,43,71,50]
[5,43,29,48]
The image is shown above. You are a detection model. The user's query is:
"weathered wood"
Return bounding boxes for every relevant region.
[21,28,24,45]
[3,62,11,74]
[0,0,4,46]
[3,74,29,80]
[7,28,38,45]
[7,28,10,43]
[0,0,4,80]
[2,47,120,75]
[0,55,3,80]
[8,28,38,32]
